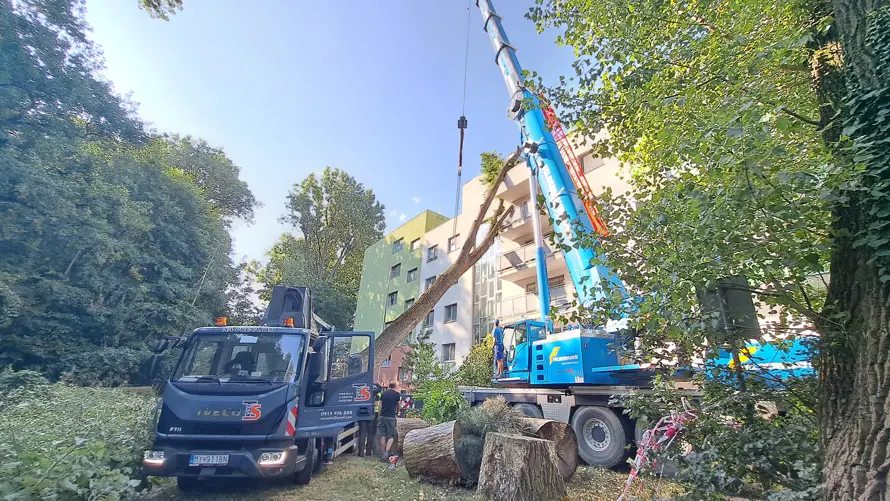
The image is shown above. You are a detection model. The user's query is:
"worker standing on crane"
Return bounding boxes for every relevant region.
[492,319,505,377]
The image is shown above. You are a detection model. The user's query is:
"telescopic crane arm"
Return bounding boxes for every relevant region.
[475,0,625,317]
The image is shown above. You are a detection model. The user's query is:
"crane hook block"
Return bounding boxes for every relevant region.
[457,115,468,129]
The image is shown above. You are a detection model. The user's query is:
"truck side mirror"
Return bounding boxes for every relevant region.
[151,339,169,354]
[137,354,162,385]
[312,335,327,353]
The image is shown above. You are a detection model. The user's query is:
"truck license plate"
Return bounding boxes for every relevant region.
[189,454,229,466]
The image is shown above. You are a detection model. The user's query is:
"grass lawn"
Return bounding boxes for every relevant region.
[150,455,681,501]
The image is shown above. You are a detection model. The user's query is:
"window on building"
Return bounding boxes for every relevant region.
[404,298,415,310]
[427,245,438,262]
[526,276,565,294]
[387,292,398,307]
[444,303,457,323]
[392,238,404,253]
[583,155,605,173]
[410,238,421,252]
[442,343,456,362]
[448,235,460,253]
[398,367,411,381]
[407,268,418,282]
[424,275,437,291]
[423,310,434,328]
[390,263,401,279]
[381,353,392,368]
[520,198,531,219]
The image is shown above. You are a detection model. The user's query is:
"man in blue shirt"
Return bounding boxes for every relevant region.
[492,319,505,377]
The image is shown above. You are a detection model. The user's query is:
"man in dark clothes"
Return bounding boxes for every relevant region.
[377,381,401,461]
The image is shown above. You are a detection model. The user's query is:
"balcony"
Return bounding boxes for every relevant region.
[498,205,554,243]
[495,162,532,204]
[498,241,566,283]
[497,286,573,322]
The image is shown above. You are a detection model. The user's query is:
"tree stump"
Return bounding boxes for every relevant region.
[478,433,567,501]
[394,418,428,455]
[403,420,463,484]
[521,417,579,480]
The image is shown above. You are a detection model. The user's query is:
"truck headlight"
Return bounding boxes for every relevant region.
[143,450,165,465]
[258,451,287,466]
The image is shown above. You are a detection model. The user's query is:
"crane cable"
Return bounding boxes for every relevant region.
[453,0,471,239]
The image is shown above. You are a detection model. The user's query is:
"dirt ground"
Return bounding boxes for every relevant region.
[150,455,681,501]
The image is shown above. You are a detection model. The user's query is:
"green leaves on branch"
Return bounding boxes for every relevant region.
[0,0,258,380]
[256,168,385,330]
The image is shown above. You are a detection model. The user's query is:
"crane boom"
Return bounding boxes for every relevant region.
[475,0,625,314]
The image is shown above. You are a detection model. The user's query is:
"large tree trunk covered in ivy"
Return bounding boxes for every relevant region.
[819,0,890,498]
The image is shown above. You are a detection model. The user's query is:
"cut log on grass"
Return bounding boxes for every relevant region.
[394,418,428,456]
[403,420,463,484]
[521,417,579,480]
[478,433,566,501]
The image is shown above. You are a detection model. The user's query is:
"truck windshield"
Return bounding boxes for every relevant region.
[173,332,304,383]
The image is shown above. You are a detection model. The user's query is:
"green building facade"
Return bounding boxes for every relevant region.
[354,210,449,337]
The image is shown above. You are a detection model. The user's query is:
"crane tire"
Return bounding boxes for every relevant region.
[571,406,628,468]
[512,403,544,418]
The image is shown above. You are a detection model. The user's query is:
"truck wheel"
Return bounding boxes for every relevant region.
[512,403,544,418]
[294,439,317,485]
[571,406,628,468]
[176,476,201,492]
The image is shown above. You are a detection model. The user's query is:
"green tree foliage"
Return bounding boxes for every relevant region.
[479,151,505,189]
[0,381,157,500]
[457,335,494,387]
[528,0,889,497]
[139,0,182,20]
[0,0,256,382]
[224,263,264,326]
[257,168,385,329]
[402,330,465,423]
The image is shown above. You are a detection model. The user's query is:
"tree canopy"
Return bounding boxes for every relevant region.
[0,0,257,383]
[528,0,888,497]
[256,168,385,330]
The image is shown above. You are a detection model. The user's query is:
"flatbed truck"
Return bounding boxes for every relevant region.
[139,286,375,490]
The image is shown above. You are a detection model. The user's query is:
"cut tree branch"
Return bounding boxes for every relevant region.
[368,148,522,371]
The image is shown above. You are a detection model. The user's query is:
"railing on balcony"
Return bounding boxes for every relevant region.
[500,200,533,230]
[497,286,570,319]
[499,241,555,273]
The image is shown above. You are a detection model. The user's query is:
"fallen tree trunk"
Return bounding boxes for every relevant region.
[478,433,566,501]
[403,420,463,484]
[521,417,579,480]
[394,418,428,456]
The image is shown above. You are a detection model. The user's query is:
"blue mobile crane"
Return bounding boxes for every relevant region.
[460,0,814,468]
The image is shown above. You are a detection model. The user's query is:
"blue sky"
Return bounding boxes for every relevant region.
[85,0,576,264]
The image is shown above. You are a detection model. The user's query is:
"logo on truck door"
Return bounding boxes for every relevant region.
[354,384,371,402]
[242,400,262,421]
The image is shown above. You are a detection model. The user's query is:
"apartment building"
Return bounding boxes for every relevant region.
[353,209,449,390]
[354,143,632,381]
